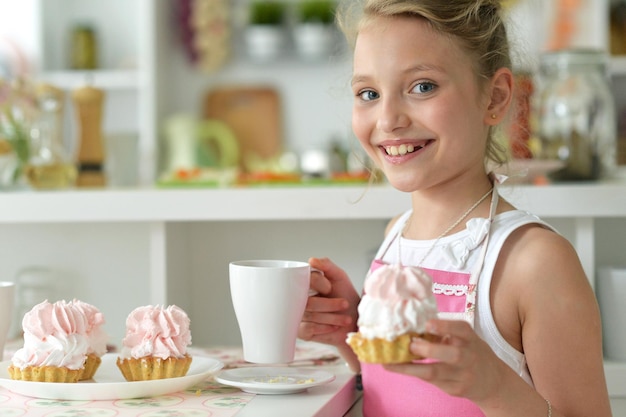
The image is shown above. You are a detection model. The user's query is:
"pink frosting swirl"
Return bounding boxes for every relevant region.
[356,264,438,340]
[71,299,108,356]
[364,264,432,302]
[120,305,192,360]
[21,300,90,339]
[12,300,99,370]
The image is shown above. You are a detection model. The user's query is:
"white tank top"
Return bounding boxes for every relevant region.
[375,207,554,386]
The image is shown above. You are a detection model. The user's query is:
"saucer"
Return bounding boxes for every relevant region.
[215,366,335,395]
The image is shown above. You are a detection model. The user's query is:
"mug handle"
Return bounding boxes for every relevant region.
[308,267,325,296]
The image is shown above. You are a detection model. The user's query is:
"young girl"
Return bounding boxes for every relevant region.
[298,1,612,416]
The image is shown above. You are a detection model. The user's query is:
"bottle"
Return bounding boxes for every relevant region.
[71,24,98,70]
[24,84,77,189]
[534,48,617,181]
[73,84,106,187]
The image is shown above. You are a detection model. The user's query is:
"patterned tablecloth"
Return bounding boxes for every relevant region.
[0,342,342,417]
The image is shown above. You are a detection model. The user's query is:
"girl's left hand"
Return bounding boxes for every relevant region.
[384,318,509,403]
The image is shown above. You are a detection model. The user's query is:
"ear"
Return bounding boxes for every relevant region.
[483,67,514,125]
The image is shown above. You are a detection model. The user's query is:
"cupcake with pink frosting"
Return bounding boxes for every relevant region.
[116,305,192,381]
[346,264,439,364]
[72,299,108,379]
[8,299,108,382]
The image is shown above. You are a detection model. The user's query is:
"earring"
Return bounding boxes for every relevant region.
[491,114,497,119]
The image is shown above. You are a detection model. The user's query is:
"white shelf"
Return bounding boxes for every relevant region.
[0,185,405,223]
[1,182,625,224]
[39,69,140,91]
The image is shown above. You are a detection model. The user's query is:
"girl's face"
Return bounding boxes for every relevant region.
[351,16,493,192]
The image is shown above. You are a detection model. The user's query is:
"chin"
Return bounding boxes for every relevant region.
[386,177,420,193]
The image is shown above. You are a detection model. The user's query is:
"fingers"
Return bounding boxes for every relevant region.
[409,336,464,365]
[385,320,502,401]
[308,257,326,272]
[306,295,349,313]
[298,321,346,346]
[309,257,349,285]
[301,257,360,348]
[384,334,466,385]
[302,297,353,330]
[309,257,360,304]
[404,319,472,360]
[299,321,340,339]
[299,304,355,346]
[425,319,474,348]
[310,266,331,295]
[302,306,354,329]
[300,291,356,344]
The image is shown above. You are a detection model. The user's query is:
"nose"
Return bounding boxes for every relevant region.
[376,96,410,133]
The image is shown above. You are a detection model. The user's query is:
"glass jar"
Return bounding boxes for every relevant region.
[10,266,58,338]
[24,85,77,189]
[534,49,617,181]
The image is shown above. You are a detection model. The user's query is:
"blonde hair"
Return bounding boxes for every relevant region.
[336,0,512,166]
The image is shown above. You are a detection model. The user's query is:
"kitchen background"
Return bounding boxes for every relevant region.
[2,0,626,413]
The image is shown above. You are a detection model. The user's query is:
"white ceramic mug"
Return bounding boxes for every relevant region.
[229,260,311,364]
[0,281,15,360]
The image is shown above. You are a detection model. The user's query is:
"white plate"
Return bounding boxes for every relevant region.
[215,367,335,395]
[0,353,223,400]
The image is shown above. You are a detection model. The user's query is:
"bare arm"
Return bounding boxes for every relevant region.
[493,225,611,416]
[387,225,612,417]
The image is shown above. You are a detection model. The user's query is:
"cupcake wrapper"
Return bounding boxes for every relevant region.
[79,354,102,380]
[347,332,438,364]
[8,365,82,383]
[116,355,192,381]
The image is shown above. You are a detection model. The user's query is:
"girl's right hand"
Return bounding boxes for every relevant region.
[298,257,360,348]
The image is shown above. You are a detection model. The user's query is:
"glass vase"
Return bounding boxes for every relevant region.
[24,86,77,190]
[534,48,617,181]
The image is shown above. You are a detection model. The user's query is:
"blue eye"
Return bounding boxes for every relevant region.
[413,82,436,94]
[357,90,379,101]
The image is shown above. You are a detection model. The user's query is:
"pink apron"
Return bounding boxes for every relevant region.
[360,190,500,417]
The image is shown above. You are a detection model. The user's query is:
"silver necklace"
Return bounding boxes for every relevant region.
[401,187,494,266]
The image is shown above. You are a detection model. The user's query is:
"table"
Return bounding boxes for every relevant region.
[1,342,362,417]
[236,366,361,417]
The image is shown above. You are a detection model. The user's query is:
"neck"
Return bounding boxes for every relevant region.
[406,179,494,240]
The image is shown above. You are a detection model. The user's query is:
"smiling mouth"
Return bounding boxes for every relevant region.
[383,142,429,156]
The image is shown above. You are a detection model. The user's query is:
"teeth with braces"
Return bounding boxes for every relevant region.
[385,144,416,156]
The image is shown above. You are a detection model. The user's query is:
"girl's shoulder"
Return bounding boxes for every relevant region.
[497,219,588,295]
[492,208,555,235]
[384,210,412,237]
[496,211,571,261]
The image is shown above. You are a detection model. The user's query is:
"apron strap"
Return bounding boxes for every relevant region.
[462,180,501,327]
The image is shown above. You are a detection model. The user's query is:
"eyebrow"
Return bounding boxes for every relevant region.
[351,63,446,86]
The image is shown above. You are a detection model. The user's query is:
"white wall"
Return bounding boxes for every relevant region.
[0,0,40,75]
[0,222,152,344]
